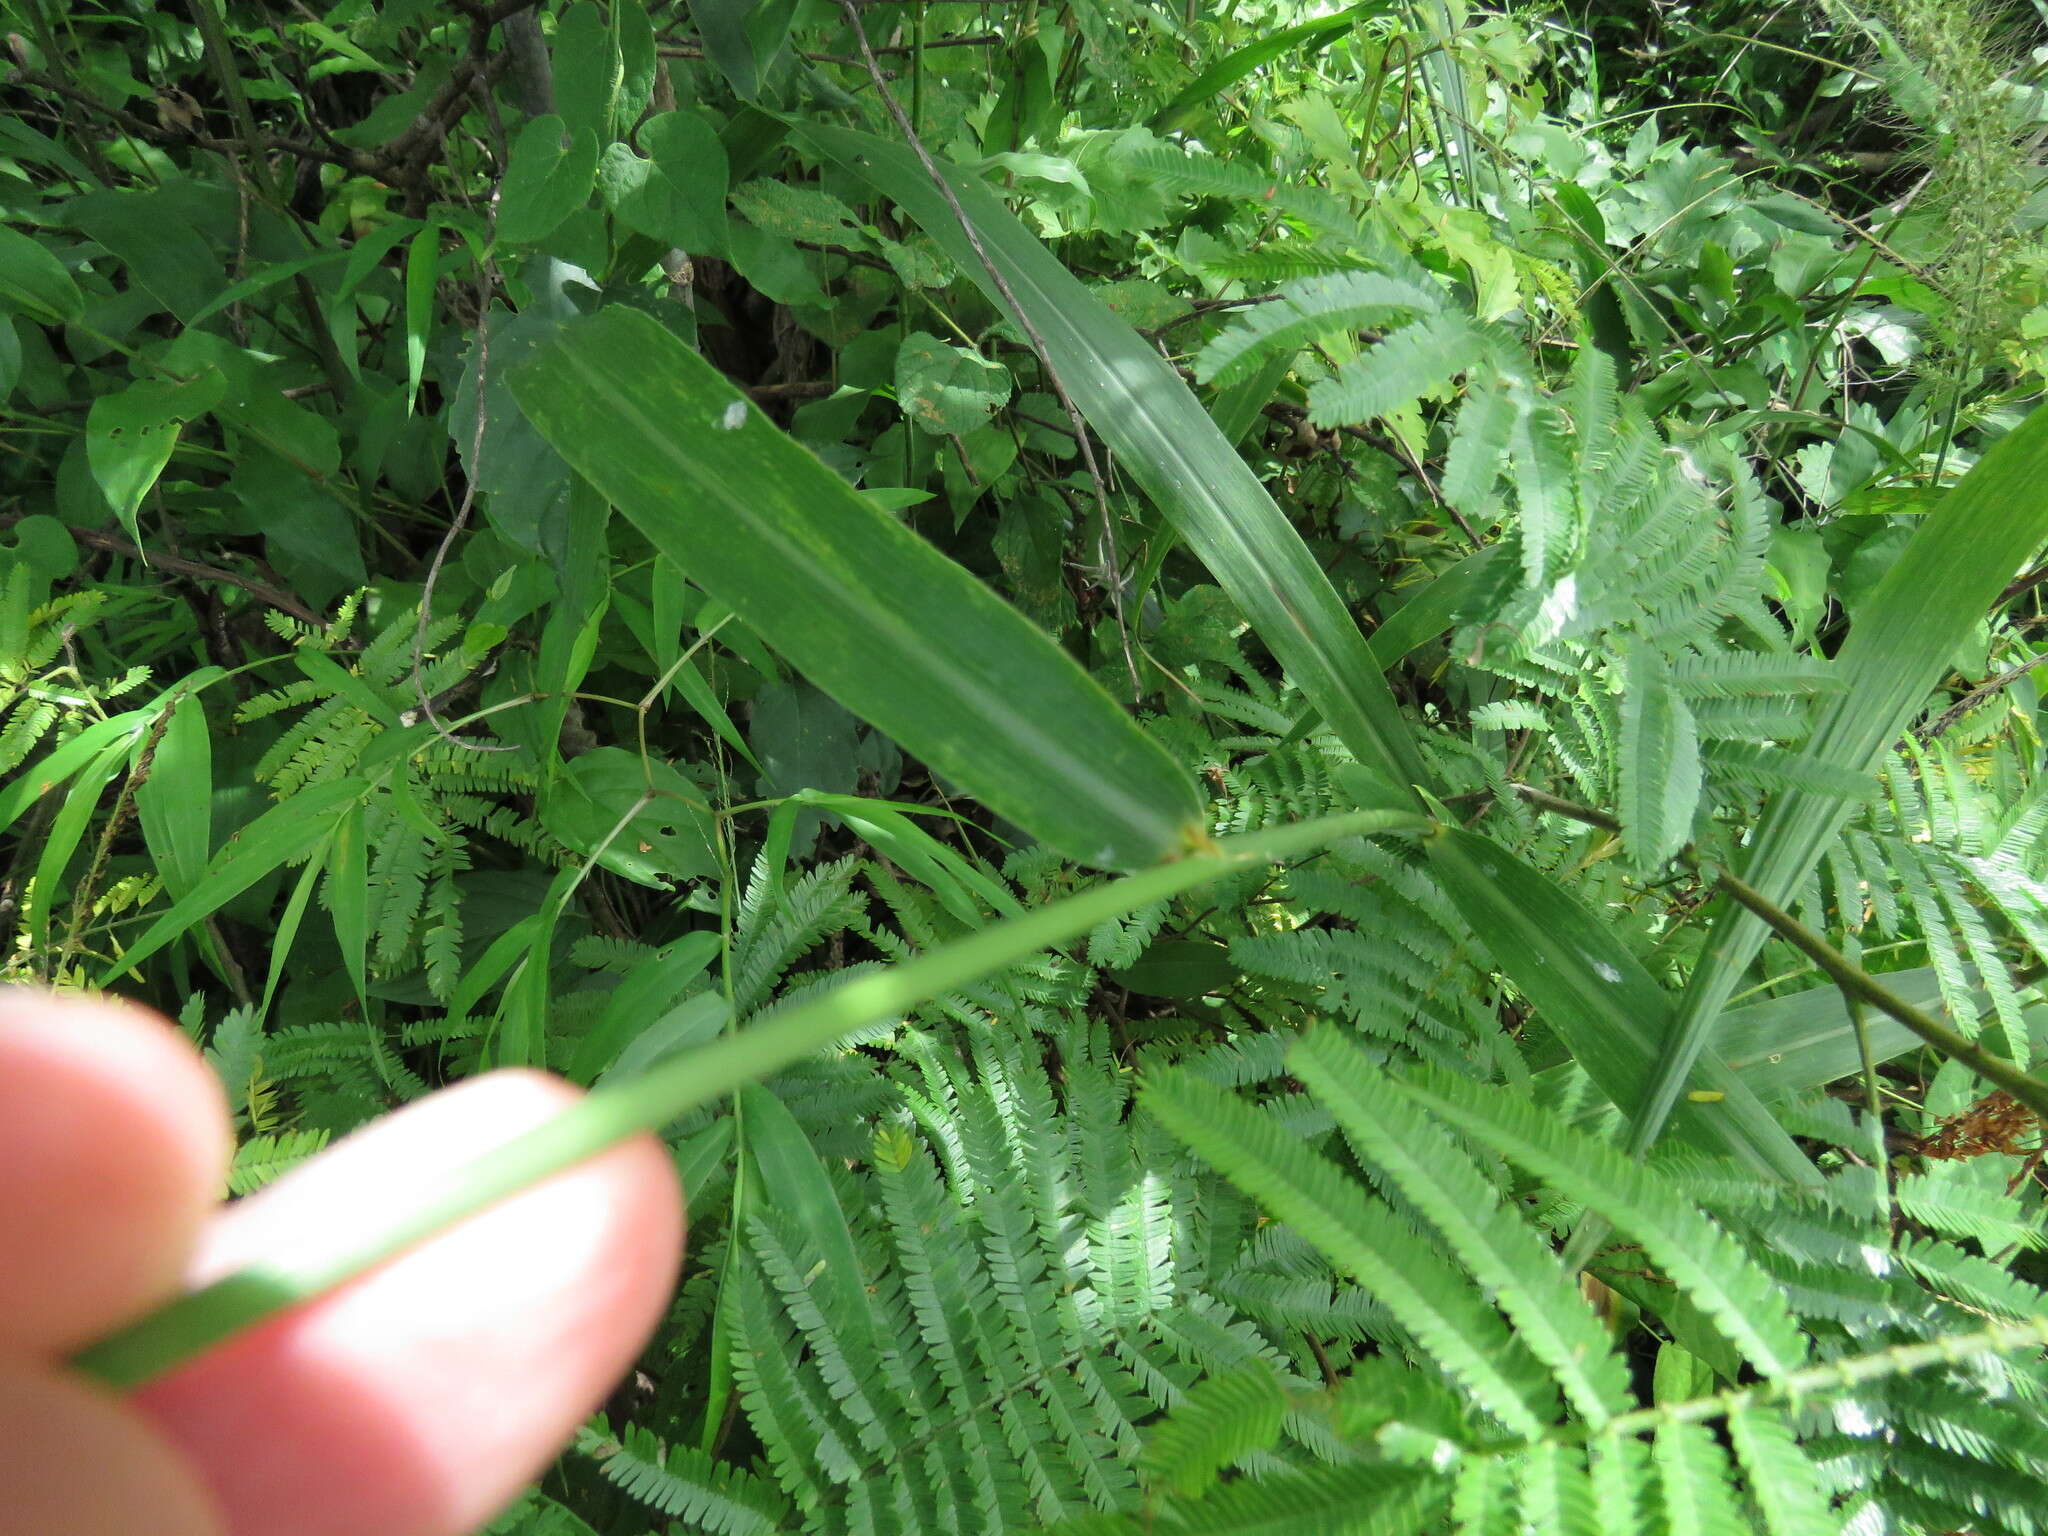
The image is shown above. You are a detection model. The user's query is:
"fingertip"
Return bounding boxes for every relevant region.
[0,987,232,1354]
[0,1361,226,1536]
[137,1070,684,1536]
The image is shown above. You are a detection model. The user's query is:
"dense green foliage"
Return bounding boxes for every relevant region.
[9,0,2048,1531]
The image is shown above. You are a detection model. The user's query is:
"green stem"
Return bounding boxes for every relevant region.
[71,808,1426,1391]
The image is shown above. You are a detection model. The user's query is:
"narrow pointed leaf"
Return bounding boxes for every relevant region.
[511,306,1201,871]
[98,778,366,985]
[1423,825,1816,1185]
[1638,403,2048,1151]
[801,124,1432,799]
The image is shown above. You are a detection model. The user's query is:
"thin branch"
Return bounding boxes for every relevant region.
[658,33,1002,63]
[1503,782,2048,1123]
[3,515,325,627]
[1918,651,2048,742]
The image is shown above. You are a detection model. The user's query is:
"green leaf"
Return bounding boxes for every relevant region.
[598,110,729,256]
[0,709,150,839]
[573,933,723,1085]
[1618,645,1702,873]
[804,124,1432,799]
[1422,825,1816,1185]
[403,223,438,411]
[86,371,226,543]
[510,306,1203,871]
[498,115,600,245]
[549,1,619,143]
[685,0,796,101]
[1192,269,1440,388]
[133,693,212,901]
[1143,1065,1561,1438]
[326,800,369,1017]
[1393,1067,1810,1378]
[1637,400,2048,1153]
[0,224,84,323]
[1111,936,1238,998]
[537,746,719,887]
[894,332,1012,438]
[99,779,367,985]
[1722,1409,1838,1536]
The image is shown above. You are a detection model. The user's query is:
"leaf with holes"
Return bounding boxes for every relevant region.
[86,371,227,543]
[538,747,719,887]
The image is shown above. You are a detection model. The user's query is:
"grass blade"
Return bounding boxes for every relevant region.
[511,306,1202,872]
[72,808,1425,1390]
[1634,404,2048,1152]
[801,123,1433,800]
[1424,825,1817,1185]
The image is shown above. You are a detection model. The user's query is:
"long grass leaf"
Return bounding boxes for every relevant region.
[1423,826,1816,1185]
[511,306,1202,871]
[1635,404,2048,1150]
[73,808,1425,1390]
[800,124,1433,799]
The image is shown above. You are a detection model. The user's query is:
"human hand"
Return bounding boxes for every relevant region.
[0,988,684,1536]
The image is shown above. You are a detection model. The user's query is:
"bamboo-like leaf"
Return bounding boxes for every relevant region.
[1393,1068,1810,1378]
[1713,966,1943,1100]
[98,778,367,985]
[1146,2,1394,134]
[800,124,1433,798]
[1423,825,1817,1185]
[1143,1065,1561,1438]
[1634,402,2048,1152]
[1289,1029,1633,1426]
[510,306,1201,871]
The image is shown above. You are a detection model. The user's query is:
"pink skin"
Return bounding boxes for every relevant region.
[0,989,685,1536]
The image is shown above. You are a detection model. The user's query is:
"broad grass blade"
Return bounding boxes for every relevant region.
[801,125,1433,800]
[1634,405,2048,1151]
[1425,826,1816,1185]
[511,307,1202,872]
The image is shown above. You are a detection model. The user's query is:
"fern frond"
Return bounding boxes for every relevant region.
[1143,1067,1561,1438]
[1306,312,1492,427]
[589,1425,792,1535]
[1192,270,1441,387]
[1392,1069,1809,1378]
[1289,1030,1633,1426]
